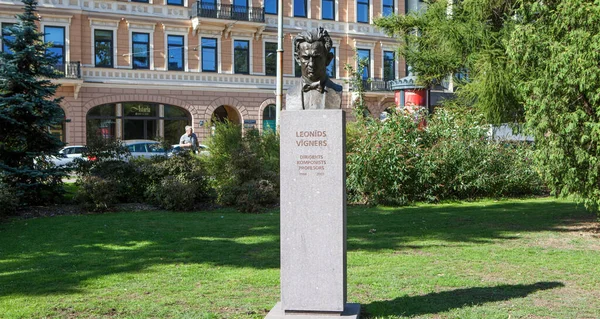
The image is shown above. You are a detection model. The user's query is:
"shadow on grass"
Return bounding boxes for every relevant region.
[363,281,564,318]
[347,200,591,251]
[0,199,590,297]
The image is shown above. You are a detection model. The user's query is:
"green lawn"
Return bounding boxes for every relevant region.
[0,198,599,318]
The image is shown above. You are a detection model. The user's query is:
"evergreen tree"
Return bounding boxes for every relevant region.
[375,0,522,124]
[0,0,66,205]
[508,0,600,214]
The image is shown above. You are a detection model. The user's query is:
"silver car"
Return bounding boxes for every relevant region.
[52,145,87,167]
[123,140,168,159]
[168,144,210,157]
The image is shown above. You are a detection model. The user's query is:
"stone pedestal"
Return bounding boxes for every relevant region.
[266,110,358,319]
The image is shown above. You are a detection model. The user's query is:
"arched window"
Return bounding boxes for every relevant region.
[262,104,276,133]
[86,102,191,145]
[211,105,240,124]
[49,108,66,142]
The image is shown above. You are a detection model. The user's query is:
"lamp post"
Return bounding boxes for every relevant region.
[275,0,283,129]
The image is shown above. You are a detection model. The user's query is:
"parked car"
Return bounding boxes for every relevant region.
[123,140,168,159]
[168,144,209,157]
[51,145,87,167]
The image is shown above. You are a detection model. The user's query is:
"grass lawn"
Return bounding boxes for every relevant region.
[0,198,599,318]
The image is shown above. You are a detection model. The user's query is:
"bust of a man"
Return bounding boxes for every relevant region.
[286,27,343,111]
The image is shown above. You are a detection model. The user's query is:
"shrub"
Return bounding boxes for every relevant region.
[145,176,199,211]
[141,153,212,210]
[74,176,120,212]
[205,122,279,213]
[88,160,146,203]
[346,107,545,205]
[72,136,130,176]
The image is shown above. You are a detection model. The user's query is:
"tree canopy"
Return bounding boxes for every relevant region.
[508,0,600,212]
[375,0,522,124]
[376,0,600,214]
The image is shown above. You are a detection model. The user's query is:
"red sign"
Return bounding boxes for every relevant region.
[404,89,426,107]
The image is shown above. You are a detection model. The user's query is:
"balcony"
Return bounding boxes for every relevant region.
[54,62,81,79]
[358,78,393,91]
[193,3,265,23]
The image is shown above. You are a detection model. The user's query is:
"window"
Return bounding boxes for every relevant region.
[233,0,248,20]
[295,60,301,77]
[167,35,184,71]
[202,38,217,72]
[383,50,395,81]
[263,104,276,133]
[49,108,66,143]
[200,0,217,17]
[1,23,15,53]
[44,26,65,67]
[265,42,277,76]
[357,0,369,23]
[326,47,336,78]
[94,29,113,68]
[383,0,394,17]
[294,0,307,17]
[87,103,191,145]
[132,32,150,69]
[357,49,370,79]
[167,0,183,6]
[234,40,249,74]
[265,0,277,14]
[322,0,334,20]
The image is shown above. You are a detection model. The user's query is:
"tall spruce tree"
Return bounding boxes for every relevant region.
[0,0,65,205]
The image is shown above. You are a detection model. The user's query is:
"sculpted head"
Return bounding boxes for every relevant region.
[293,27,334,83]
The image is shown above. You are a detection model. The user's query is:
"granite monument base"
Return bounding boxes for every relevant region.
[265,302,360,319]
[269,110,358,318]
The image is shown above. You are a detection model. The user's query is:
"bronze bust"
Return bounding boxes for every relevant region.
[286,27,343,110]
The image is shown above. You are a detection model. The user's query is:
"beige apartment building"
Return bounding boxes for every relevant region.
[0,0,411,145]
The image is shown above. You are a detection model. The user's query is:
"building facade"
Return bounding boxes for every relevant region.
[0,0,417,145]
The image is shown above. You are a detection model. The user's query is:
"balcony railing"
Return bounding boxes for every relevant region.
[54,62,81,79]
[360,78,393,91]
[193,3,265,22]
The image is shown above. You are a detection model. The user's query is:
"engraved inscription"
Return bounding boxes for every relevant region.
[294,130,329,176]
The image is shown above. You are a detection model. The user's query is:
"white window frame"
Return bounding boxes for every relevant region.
[0,16,19,53]
[232,37,253,75]
[293,0,311,18]
[90,19,119,68]
[262,39,278,76]
[355,0,372,23]
[320,0,335,20]
[380,0,397,17]
[200,36,220,73]
[40,17,71,64]
[331,38,340,79]
[165,0,188,7]
[356,47,373,79]
[128,22,156,70]
[381,44,398,81]
[164,30,189,72]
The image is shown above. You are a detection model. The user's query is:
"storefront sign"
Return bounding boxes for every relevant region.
[244,119,256,129]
